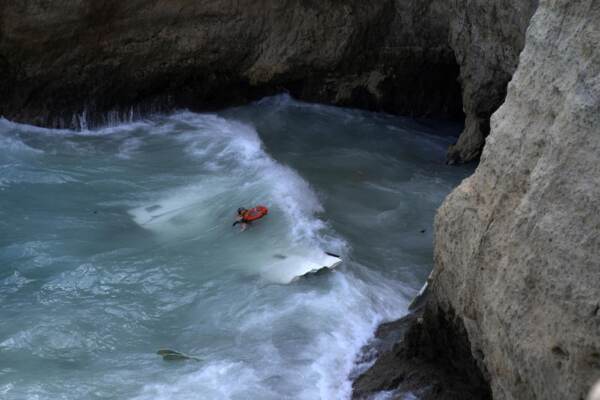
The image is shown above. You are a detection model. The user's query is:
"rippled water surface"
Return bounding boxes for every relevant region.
[0,96,473,399]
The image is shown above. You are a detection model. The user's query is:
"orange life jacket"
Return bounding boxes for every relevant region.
[242,206,269,222]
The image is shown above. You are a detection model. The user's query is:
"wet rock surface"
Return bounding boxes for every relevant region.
[352,294,491,400]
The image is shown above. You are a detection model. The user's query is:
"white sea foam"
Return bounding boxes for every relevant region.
[169,113,325,237]
[0,271,33,296]
[121,112,412,399]
[0,115,157,138]
[0,135,43,155]
[129,177,233,233]
[306,271,411,399]
[128,113,342,284]
[116,137,143,159]
[133,361,273,400]
[131,269,409,400]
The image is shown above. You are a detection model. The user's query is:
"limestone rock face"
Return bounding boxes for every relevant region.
[433,0,600,398]
[0,0,462,127]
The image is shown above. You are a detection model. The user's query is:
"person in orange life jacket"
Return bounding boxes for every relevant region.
[232,206,269,231]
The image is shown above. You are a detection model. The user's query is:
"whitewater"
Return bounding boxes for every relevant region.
[0,95,472,399]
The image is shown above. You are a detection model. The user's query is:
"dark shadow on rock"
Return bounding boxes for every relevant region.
[352,293,491,400]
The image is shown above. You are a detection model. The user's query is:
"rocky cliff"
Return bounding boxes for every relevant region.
[0,0,536,162]
[0,0,460,128]
[355,0,600,398]
[433,0,600,397]
[445,0,538,163]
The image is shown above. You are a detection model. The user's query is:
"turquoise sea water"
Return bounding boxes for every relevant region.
[0,96,472,399]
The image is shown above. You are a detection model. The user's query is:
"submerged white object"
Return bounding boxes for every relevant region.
[312,252,343,272]
[262,252,343,284]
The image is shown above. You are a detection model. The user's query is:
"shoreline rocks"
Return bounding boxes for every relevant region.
[352,295,492,400]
